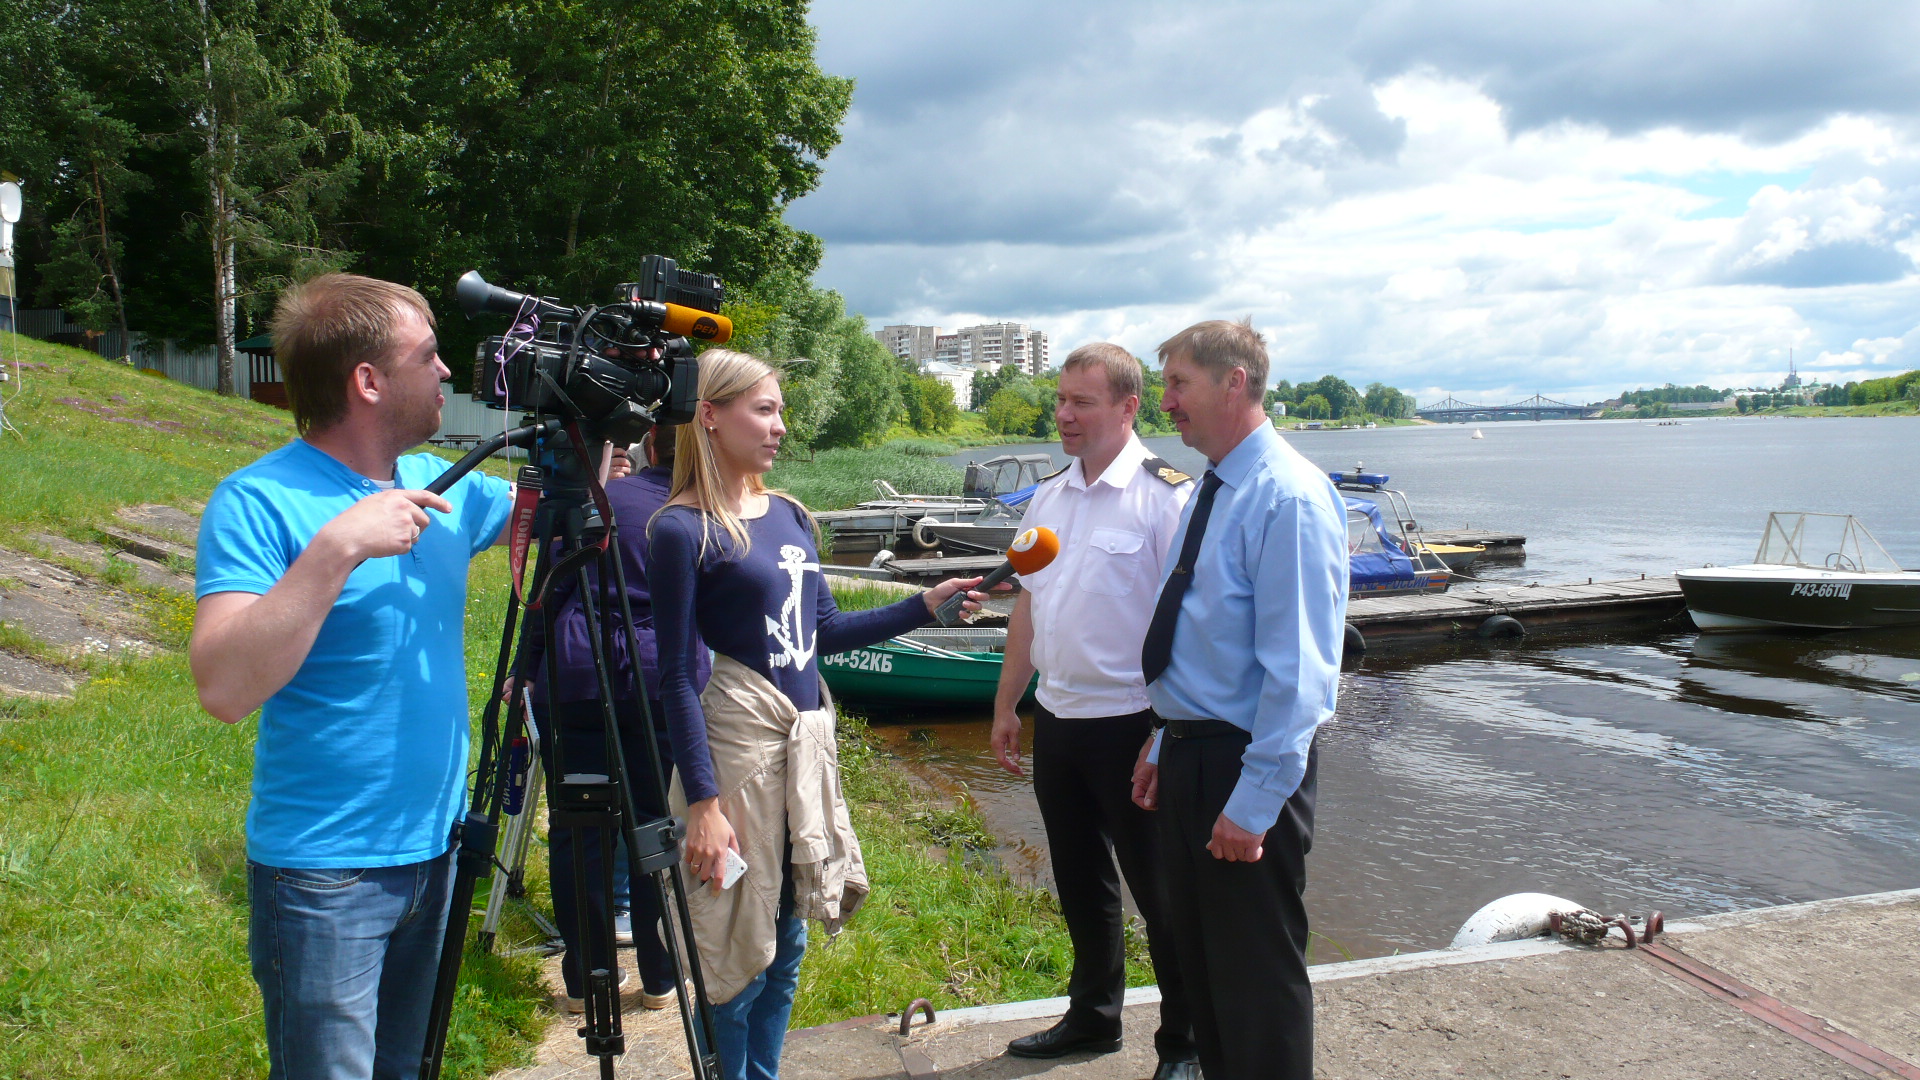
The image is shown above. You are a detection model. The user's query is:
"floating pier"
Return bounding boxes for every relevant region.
[1422,528,1527,559]
[877,553,1005,585]
[1346,574,1686,650]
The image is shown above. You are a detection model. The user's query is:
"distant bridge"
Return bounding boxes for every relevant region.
[1416,395,1600,423]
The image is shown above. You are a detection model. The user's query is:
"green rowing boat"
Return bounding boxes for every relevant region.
[819,639,1036,707]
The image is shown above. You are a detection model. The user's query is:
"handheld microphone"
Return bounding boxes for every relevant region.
[934,526,1061,626]
[659,303,733,343]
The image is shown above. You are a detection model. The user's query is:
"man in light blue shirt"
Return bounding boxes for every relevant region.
[1131,319,1347,1080]
[192,274,514,1080]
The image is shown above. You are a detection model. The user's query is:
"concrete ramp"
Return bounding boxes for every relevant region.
[775,889,1919,1080]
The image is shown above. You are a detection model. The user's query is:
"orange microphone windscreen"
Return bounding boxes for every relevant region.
[1006,526,1061,575]
[661,303,734,343]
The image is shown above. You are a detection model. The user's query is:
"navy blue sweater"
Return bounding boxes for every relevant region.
[649,497,930,803]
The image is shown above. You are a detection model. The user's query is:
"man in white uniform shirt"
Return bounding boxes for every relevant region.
[990,343,1198,1079]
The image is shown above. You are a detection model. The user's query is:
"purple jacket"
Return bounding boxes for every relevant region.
[517,465,710,703]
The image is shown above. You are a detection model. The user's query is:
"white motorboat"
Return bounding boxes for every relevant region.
[1677,513,1920,631]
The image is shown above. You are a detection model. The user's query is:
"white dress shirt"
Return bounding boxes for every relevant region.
[1020,434,1193,718]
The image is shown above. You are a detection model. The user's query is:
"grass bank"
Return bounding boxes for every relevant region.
[1768,400,1919,418]
[769,439,964,510]
[2,340,1125,1069]
[0,338,542,1079]
[880,412,1030,449]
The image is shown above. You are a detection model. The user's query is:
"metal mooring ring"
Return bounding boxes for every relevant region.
[899,998,936,1037]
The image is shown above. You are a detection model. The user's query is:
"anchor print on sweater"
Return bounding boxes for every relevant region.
[765,544,818,670]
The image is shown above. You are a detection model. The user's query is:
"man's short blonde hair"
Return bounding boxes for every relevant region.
[1156,319,1268,403]
[1060,342,1143,403]
[272,273,435,434]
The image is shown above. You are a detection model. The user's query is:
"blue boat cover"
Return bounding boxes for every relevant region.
[998,483,1039,508]
[1344,497,1418,590]
[1331,470,1391,488]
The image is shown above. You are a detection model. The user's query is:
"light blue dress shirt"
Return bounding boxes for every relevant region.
[1147,423,1348,835]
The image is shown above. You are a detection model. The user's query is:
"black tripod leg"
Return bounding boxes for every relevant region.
[417,517,534,1080]
[598,520,725,1079]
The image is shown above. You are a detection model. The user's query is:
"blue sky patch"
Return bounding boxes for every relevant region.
[1629,170,1813,219]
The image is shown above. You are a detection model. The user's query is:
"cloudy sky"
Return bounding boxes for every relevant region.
[787,1,1920,404]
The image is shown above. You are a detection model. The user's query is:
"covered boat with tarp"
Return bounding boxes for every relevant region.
[917,454,1054,554]
[1331,466,1454,597]
[818,454,1054,554]
[1346,497,1450,597]
[1677,513,1920,631]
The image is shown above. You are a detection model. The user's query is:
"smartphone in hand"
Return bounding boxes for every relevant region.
[720,849,749,890]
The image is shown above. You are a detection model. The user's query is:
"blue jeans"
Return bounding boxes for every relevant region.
[248,847,455,1080]
[711,896,808,1080]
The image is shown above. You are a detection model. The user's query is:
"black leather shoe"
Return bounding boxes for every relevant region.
[1005,1019,1123,1059]
[1151,1061,1202,1080]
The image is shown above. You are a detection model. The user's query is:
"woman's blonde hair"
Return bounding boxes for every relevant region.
[663,348,808,558]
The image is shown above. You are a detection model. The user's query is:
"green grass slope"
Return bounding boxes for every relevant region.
[0,338,542,1079]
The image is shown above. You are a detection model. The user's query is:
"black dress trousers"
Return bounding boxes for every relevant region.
[1032,705,1195,1061]
[1155,730,1318,1080]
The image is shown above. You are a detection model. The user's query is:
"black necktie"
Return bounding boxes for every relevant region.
[1141,470,1223,685]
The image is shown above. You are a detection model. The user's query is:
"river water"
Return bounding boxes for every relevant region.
[863,418,1920,961]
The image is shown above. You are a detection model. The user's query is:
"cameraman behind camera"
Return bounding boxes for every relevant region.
[190,274,516,1080]
[513,423,706,1013]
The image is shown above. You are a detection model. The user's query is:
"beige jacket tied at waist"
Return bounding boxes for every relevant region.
[668,652,869,1004]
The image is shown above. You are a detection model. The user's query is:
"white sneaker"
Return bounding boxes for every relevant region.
[564,970,632,1014]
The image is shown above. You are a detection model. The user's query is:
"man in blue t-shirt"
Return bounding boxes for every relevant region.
[191,274,514,1080]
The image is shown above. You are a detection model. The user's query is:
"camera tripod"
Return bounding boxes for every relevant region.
[473,690,560,957]
[417,419,722,1080]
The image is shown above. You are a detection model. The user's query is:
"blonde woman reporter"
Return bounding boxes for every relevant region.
[648,351,985,1080]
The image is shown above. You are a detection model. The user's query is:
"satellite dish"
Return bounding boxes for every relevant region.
[0,183,20,224]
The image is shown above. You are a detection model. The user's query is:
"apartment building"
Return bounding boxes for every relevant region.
[924,322,1049,376]
[875,324,944,364]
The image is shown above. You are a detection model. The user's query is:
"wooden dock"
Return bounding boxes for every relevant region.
[1347,574,1686,649]
[880,553,1005,584]
[1422,528,1527,559]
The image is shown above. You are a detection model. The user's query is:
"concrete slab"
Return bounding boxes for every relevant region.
[31,531,194,592]
[493,892,1920,1080]
[0,650,76,699]
[1666,894,1920,1068]
[115,503,202,547]
[1315,948,1860,1080]
[0,547,155,656]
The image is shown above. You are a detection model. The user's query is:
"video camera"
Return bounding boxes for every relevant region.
[460,255,731,444]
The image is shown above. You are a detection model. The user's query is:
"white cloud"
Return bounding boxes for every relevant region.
[794,3,1920,401]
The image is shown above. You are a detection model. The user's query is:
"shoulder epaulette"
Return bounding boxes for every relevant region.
[1039,462,1070,481]
[1142,456,1192,486]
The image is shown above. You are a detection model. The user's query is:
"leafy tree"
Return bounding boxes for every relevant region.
[1297,393,1331,419]
[1364,381,1412,419]
[905,374,958,433]
[1619,384,1725,406]
[969,364,1019,412]
[354,0,854,367]
[167,0,366,393]
[735,284,898,451]
[982,387,1040,435]
[4,0,855,392]
[1302,374,1360,418]
[35,87,145,346]
[1137,365,1174,433]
